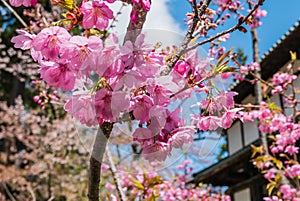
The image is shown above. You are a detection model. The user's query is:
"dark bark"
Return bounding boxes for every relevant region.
[88,122,113,201]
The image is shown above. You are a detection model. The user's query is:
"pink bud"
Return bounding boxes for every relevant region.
[33,96,40,102]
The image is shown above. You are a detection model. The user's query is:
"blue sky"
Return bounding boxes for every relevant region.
[167,0,300,61]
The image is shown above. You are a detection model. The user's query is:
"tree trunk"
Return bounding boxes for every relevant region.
[88,122,113,201]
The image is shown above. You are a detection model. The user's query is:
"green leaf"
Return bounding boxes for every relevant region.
[251,145,262,158]
[149,193,157,201]
[267,102,281,112]
[267,182,276,196]
[290,51,297,61]
[268,135,276,141]
[216,47,234,67]
[129,179,144,190]
[216,65,237,73]
[271,157,283,170]
[148,176,163,188]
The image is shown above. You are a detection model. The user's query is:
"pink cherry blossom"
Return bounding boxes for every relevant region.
[286,164,300,178]
[95,40,123,79]
[61,35,103,76]
[249,8,267,28]
[238,111,254,122]
[80,0,113,30]
[214,91,238,110]
[280,185,297,199]
[174,60,191,76]
[284,145,299,155]
[168,127,195,148]
[32,26,71,60]
[272,72,297,88]
[130,7,138,23]
[192,115,221,131]
[146,83,172,107]
[105,182,116,190]
[94,89,115,124]
[221,108,242,129]
[11,30,35,50]
[121,33,152,68]
[133,127,154,144]
[130,94,154,123]
[64,93,98,126]
[148,106,167,134]
[164,108,184,132]
[264,168,277,179]
[11,30,42,61]
[142,142,170,162]
[40,60,76,91]
[9,0,37,7]
[131,0,151,11]
[111,91,130,119]
[263,196,282,201]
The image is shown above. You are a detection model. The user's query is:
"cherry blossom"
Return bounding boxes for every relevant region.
[80,0,114,30]
[60,35,103,76]
[132,0,151,11]
[32,26,71,60]
[40,60,76,91]
[9,0,37,7]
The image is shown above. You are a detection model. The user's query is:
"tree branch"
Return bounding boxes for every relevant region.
[0,0,28,28]
[249,20,269,155]
[106,147,126,201]
[88,122,113,201]
[161,0,212,75]
[1,182,17,201]
[88,2,150,200]
[124,2,149,43]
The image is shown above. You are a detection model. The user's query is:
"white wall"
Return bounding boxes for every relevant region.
[243,120,259,145]
[234,188,251,201]
[270,94,281,107]
[227,121,242,155]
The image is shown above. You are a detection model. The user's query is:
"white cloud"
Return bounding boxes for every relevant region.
[109,0,185,46]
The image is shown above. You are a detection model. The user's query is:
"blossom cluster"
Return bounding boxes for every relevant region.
[11,23,238,161]
[241,99,300,199]
[271,71,297,94]
[192,91,241,131]
[102,160,231,200]
[9,0,37,7]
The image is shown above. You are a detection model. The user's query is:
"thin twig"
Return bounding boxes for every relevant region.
[0,0,28,28]
[106,147,126,201]
[235,103,261,108]
[162,0,212,75]
[108,3,126,31]
[185,1,262,53]
[170,73,215,98]
[248,71,292,101]
[2,182,17,201]
[27,185,36,201]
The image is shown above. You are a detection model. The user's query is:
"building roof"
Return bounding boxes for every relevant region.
[192,19,300,186]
